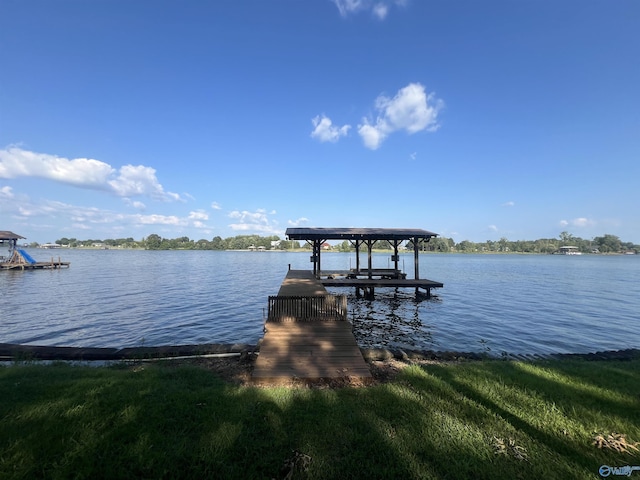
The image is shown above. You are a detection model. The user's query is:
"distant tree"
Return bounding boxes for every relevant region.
[559,231,575,244]
[428,237,451,252]
[457,240,475,252]
[594,234,622,253]
[195,239,210,249]
[336,240,352,252]
[145,234,162,250]
[210,236,225,250]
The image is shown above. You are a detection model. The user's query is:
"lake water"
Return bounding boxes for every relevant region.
[1,249,638,355]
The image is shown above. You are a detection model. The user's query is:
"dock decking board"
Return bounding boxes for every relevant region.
[277,269,329,296]
[253,270,372,384]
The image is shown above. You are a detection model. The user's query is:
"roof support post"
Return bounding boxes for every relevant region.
[413,237,420,280]
[315,239,322,277]
[350,240,362,273]
[366,239,375,278]
[391,240,400,272]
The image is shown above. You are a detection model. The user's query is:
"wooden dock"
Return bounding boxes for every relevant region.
[322,277,443,298]
[0,258,70,270]
[252,270,372,384]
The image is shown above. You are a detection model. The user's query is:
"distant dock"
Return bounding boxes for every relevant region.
[1,256,70,270]
[0,231,70,270]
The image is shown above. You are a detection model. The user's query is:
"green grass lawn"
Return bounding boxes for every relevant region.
[1,358,638,479]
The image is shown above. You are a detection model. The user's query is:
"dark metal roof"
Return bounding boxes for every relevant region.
[285,227,438,241]
[0,231,26,241]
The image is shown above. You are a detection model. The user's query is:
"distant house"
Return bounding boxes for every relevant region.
[321,242,332,250]
[557,246,582,255]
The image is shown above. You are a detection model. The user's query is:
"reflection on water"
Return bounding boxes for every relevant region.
[337,288,437,351]
[1,250,639,355]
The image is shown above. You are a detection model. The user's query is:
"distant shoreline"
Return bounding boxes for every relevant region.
[29,247,636,256]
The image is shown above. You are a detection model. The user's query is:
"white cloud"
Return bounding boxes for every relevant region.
[135,214,183,226]
[188,210,209,221]
[333,0,366,16]
[372,3,389,19]
[358,123,386,150]
[311,115,351,143]
[357,83,443,150]
[572,217,596,228]
[0,185,15,199]
[124,198,146,210]
[0,146,181,201]
[211,202,222,210]
[332,0,405,19]
[288,217,309,227]
[502,201,515,207]
[559,218,596,228]
[488,225,499,232]
[228,208,281,235]
[409,152,417,161]
[0,146,114,187]
[0,188,209,237]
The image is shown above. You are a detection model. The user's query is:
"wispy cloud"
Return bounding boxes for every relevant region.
[124,198,146,210]
[0,146,181,202]
[228,208,281,235]
[358,83,443,150]
[332,0,407,19]
[310,115,351,143]
[211,202,222,210]
[560,217,596,228]
[502,201,515,207]
[288,217,309,227]
[0,185,15,199]
[0,191,208,235]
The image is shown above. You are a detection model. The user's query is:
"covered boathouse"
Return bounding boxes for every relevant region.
[0,231,70,270]
[253,227,444,383]
[285,227,443,298]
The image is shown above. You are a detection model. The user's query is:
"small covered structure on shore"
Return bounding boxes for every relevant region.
[285,227,443,298]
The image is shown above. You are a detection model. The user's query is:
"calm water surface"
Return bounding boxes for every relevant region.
[1,249,638,355]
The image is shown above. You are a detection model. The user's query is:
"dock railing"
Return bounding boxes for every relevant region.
[267,295,347,322]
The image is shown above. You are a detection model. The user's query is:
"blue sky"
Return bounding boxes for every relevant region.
[1,0,639,244]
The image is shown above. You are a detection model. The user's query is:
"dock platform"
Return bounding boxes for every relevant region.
[322,277,443,298]
[0,257,70,270]
[253,270,372,384]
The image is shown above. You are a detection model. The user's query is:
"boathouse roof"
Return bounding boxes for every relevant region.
[0,231,26,241]
[285,227,438,241]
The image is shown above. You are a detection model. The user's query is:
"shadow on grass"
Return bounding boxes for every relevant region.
[416,359,640,478]
[1,359,639,479]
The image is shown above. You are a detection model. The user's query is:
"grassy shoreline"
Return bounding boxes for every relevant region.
[2,357,639,479]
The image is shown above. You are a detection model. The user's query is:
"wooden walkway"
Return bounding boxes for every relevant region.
[252,270,372,384]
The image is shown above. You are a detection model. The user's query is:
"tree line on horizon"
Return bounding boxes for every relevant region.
[49,231,638,254]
